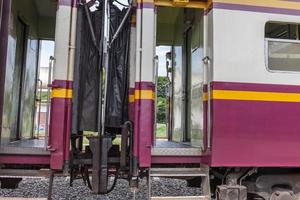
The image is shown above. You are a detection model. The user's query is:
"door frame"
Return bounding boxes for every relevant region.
[170,9,205,144]
[0,0,11,142]
[183,24,193,143]
[170,20,194,143]
[169,29,189,143]
[15,17,29,140]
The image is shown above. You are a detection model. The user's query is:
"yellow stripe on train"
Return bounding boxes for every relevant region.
[129,94,135,103]
[129,90,300,103]
[135,90,155,100]
[212,90,300,102]
[129,90,155,102]
[51,88,73,99]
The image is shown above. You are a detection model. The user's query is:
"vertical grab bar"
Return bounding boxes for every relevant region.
[45,56,55,149]
[154,56,159,145]
[202,56,211,149]
[36,79,43,139]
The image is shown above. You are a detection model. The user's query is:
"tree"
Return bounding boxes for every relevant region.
[156,76,169,124]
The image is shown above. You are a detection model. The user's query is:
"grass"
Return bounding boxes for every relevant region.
[156,123,167,138]
[82,131,121,146]
[81,124,168,147]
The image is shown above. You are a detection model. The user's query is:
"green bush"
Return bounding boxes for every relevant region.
[156,77,169,124]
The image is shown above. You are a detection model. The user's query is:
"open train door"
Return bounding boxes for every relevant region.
[0,0,75,172]
[152,6,207,162]
[146,3,211,199]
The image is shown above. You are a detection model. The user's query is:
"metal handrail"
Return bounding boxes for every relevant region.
[45,56,55,149]
[36,79,43,139]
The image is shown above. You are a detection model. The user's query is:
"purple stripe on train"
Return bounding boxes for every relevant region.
[213,2,300,16]
[282,0,300,2]
[133,82,155,167]
[212,81,300,93]
[210,81,300,167]
[51,80,73,89]
[0,155,50,165]
[135,99,154,167]
[137,2,154,9]
[58,0,77,7]
[135,81,155,91]
[49,80,73,170]
[128,88,135,122]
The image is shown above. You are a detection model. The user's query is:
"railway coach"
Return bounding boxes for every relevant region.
[1,0,300,200]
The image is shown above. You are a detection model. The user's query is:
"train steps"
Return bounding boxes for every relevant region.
[148,166,211,200]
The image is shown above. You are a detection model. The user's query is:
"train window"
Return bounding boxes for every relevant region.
[265,22,300,40]
[266,22,300,72]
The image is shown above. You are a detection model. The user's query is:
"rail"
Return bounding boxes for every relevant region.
[36,79,42,139]
[45,56,55,150]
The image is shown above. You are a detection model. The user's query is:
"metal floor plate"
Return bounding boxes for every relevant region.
[154,140,192,148]
[152,140,202,156]
[0,139,49,155]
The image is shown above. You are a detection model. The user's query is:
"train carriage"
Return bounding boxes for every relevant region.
[1,0,300,199]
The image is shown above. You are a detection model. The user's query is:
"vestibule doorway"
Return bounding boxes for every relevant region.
[153,7,205,155]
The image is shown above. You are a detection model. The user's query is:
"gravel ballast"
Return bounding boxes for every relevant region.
[0,177,201,199]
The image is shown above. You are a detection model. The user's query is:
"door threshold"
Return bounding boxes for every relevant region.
[152,140,202,156]
[0,146,50,155]
[0,139,49,155]
[151,147,202,156]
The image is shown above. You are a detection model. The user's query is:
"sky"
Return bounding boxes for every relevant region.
[40,40,55,67]
[156,46,171,77]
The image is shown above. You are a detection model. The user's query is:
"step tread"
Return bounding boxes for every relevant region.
[150,168,208,177]
[0,146,50,155]
[151,147,202,156]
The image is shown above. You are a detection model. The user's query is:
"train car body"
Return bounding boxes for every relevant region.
[1,0,300,199]
[135,0,300,168]
[208,1,300,168]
